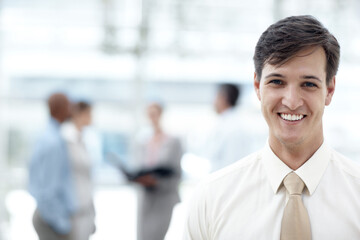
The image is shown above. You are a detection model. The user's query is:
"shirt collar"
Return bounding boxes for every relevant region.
[50,117,61,128]
[62,122,82,143]
[219,107,236,118]
[262,140,331,195]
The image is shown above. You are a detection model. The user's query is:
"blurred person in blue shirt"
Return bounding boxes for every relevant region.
[28,93,76,240]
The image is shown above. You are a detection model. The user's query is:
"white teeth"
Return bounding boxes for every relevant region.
[280,113,304,121]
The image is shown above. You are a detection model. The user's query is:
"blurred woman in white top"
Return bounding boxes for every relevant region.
[62,100,96,240]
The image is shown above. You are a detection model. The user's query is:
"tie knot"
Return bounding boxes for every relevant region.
[283,172,305,195]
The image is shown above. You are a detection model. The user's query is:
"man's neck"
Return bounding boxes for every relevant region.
[218,106,233,115]
[73,119,83,132]
[269,137,324,170]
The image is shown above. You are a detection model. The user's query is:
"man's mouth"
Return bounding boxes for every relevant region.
[279,113,306,121]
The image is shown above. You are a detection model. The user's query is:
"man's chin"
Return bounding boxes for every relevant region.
[278,135,304,147]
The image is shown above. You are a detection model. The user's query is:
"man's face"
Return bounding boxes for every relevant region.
[57,97,71,123]
[254,47,335,149]
[78,108,92,127]
[214,91,228,114]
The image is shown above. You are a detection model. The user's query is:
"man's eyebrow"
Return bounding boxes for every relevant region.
[265,73,322,82]
[301,75,322,82]
[265,73,285,79]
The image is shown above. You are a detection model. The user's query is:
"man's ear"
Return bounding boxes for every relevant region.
[325,76,336,106]
[254,72,261,101]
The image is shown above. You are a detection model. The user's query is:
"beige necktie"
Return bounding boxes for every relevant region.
[280,172,311,240]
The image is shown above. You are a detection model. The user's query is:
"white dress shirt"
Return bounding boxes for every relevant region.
[204,108,259,172]
[184,141,360,240]
[62,122,94,211]
[62,122,96,239]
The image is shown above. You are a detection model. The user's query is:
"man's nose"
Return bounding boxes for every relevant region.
[281,86,304,110]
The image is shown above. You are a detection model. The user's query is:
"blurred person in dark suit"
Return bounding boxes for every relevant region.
[61,100,96,240]
[28,92,76,240]
[132,101,183,240]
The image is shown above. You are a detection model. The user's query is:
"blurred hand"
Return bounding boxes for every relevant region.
[135,174,158,187]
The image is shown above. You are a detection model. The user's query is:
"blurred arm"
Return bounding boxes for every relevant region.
[29,140,75,235]
[153,138,183,191]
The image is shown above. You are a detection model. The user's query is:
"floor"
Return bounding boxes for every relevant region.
[3,183,194,240]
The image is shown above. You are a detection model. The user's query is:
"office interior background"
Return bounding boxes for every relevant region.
[1,0,360,239]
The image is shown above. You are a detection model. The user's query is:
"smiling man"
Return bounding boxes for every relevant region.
[255,46,335,170]
[184,15,360,240]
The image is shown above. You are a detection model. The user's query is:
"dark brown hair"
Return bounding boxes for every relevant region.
[218,83,241,107]
[71,101,91,115]
[253,15,340,85]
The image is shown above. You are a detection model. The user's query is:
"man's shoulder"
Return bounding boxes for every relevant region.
[34,125,64,153]
[200,150,262,190]
[330,148,360,180]
[39,129,61,144]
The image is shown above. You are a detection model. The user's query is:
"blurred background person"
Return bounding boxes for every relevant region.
[3,1,360,239]
[61,100,96,240]
[203,83,255,171]
[28,92,76,240]
[131,101,183,240]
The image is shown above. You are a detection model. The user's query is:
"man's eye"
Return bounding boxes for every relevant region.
[269,79,283,85]
[303,82,318,88]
